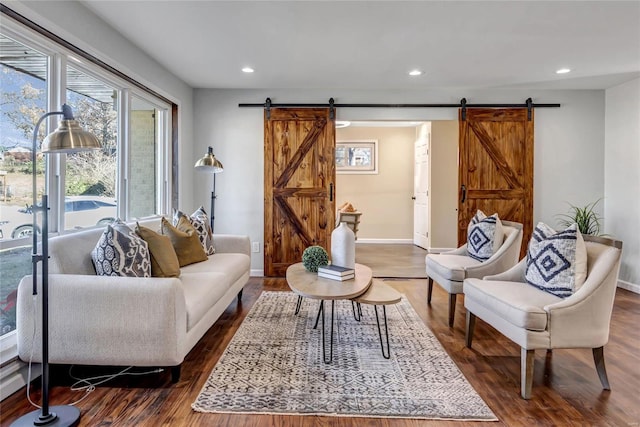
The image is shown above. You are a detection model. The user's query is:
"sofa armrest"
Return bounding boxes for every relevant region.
[214,234,251,256]
[543,247,621,348]
[17,274,187,366]
[443,244,468,256]
[481,259,527,282]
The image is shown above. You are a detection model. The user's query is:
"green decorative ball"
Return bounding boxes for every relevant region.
[302,246,329,272]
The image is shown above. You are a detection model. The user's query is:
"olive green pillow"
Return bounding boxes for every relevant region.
[135,223,181,278]
[161,217,208,267]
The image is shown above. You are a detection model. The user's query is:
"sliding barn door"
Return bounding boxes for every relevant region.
[458,108,533,258]
[264,108,336,277]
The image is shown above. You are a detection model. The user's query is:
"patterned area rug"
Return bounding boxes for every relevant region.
[192,291,497,421]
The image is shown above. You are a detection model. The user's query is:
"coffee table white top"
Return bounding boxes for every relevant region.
[286,262,372,300]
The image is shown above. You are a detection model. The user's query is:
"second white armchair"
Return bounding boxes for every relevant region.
[425,220,523,326]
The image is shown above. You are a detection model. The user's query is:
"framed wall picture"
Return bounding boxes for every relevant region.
[336,140,378,174]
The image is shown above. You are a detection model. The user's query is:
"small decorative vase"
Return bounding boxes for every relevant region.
[331,222,355,268]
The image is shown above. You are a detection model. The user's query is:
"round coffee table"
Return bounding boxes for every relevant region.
[286,262,372,363]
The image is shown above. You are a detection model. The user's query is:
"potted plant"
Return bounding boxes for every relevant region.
[556,199,605,236]
[301,246,329,272]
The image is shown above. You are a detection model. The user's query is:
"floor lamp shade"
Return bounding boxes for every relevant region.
[11,104,100,427]
[194,146,223,232]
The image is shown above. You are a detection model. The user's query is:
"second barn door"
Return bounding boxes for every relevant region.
[458,108,533,258]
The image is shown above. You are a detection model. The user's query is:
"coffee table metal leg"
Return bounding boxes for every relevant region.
[374,305,391,359]
[321,300,335,364]
[295,295,303,315]
[313,300,323,329]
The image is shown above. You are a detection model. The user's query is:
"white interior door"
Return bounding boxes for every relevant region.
[413,123,430,249]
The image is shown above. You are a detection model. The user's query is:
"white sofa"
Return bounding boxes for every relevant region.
[16,218,250,381]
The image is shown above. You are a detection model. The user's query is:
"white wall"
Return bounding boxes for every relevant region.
[605,78,640,290]
[5,0,196,210]
[430,121,459,250]
[335,126,415,241]
[194,88,606,273]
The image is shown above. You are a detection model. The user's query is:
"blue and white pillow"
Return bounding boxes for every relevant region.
[467,210,504,261]
[91,219,151,277]
[525,222,587,298]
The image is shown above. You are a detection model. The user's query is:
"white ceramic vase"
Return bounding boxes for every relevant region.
[331,222,355,268]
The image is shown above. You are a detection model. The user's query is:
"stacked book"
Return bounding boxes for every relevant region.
[317,264,355,281]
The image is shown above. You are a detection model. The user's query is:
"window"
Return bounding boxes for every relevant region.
[0,33,49,336]
[0,18,173,345]
[336,140,378,174]
[64,65,118,230]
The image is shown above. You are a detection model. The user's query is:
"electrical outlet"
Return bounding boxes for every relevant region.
[252,242,260,253]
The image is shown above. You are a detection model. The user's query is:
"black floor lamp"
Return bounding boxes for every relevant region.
[12,104,101,427]
[194,146,224,232]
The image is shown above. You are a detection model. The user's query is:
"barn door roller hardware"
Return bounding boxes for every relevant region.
[245,98,559,121]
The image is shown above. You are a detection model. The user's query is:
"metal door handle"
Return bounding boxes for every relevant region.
[461,185,466,203]
[329,183,334,202]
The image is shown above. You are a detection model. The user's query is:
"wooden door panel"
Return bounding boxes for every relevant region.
[459,108,533,259]
[265,108,335,277]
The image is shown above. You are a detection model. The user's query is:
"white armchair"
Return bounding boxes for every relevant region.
[425,220,523,326]
[463,235,623,399]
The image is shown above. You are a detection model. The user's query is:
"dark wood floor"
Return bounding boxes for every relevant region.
[2,277,639,426]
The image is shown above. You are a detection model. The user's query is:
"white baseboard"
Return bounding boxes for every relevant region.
[250,269,264,277]
[356,238,413,244]
[0,359,40,401]
[618,279,640,294]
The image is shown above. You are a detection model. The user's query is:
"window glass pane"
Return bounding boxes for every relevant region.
[0,33,48,335]
[129,96,157,218]
[64,66,117,230]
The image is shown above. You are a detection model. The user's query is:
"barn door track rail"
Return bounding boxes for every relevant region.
[239,97,560,120]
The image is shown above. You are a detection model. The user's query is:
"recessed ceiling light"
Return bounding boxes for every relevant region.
[556,68,571,74]
[335,121,351,128]
[409,69,423,76]
[242,67,254,73]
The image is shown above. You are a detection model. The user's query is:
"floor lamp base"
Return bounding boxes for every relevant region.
[11,405,80,427]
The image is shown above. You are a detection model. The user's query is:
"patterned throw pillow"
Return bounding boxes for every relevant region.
[173,207,215,255]
[91,220,151,277]
[525,222,587,298]
[467,210,504,262]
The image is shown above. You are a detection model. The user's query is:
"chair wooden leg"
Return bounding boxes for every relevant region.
[171,365,181,383]
[521,348,535,399]
[465,311,476,348]
[448,293,457,327]
[593,346,611,390]
[427,277,433,304]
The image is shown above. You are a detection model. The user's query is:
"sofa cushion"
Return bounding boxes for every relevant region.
[181,253,251,285]
[91,220,151,277]
[161,217,208,267]
[464,278,562,331]
[181,272,231,330]
[467,210,504,262]
[426,254,482,282]
[135,223,181,278]
[525,222,587,298]
[174,207,215,255]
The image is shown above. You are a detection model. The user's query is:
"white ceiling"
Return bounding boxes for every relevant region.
[80,1,640,91]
